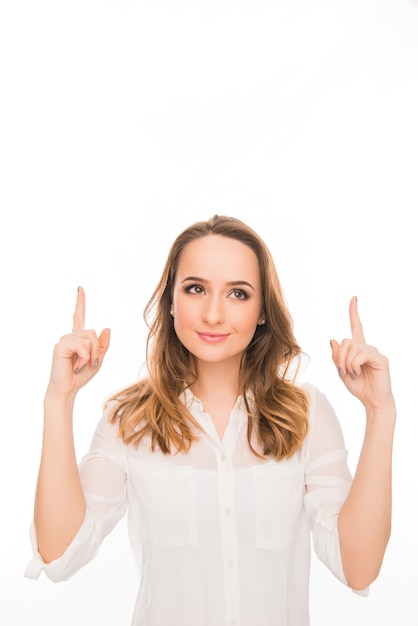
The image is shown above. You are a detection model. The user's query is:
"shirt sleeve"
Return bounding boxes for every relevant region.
[303,384,369,596]
[24,407,128,582]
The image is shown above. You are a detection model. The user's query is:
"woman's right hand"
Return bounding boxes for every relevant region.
[46,287,111,398]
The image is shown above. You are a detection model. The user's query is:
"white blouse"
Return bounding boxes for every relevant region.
[25,383,364,625]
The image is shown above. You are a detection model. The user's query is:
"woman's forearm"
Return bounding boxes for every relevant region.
[338,403,396,590]
[34,391,86,564]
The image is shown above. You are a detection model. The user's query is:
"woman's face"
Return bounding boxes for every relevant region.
[171,234,264,369]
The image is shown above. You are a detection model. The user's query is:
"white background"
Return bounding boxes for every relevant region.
[1,0,417,624]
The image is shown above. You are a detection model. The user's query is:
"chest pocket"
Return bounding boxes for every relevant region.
[128,459,198,548]
[252,461,304,549]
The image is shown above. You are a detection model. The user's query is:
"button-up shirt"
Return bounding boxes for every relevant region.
[25,383,359,625]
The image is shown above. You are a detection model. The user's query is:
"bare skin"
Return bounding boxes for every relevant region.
[34,287,110,562]
[171,235,264,439]
[330,297,396,590]
[191,367,240,440]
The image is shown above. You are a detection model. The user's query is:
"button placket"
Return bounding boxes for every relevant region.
[217,448,239,626]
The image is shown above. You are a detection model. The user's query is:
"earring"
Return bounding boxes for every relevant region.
[258,318,266,325]
[170,308,174,317]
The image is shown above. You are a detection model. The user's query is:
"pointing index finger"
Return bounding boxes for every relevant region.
[349,296,366,343]
[72,286,86,332]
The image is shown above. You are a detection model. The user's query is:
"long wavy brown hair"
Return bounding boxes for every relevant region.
[108,215,309,459]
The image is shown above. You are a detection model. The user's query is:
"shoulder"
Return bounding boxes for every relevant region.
[90,401,125,447]
[298,381,334,412]
[298,382,346,449]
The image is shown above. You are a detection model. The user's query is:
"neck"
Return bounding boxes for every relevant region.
[191,361,241,440]
[192,359,241,403]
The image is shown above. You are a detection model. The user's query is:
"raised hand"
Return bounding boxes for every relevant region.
[47,287,111,398]
[330,297,395,412]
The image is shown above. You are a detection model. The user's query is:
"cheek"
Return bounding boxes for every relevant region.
[173,295,196,327]
[234,305,261,330]
[172,306,197,352]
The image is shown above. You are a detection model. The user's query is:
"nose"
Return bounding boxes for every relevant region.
[202,295,225,325]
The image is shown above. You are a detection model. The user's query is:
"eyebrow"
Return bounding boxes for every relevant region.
[180,276,256,291]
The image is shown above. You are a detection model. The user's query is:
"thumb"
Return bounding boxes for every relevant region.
[329,338,339,362]
[97,328,111,363]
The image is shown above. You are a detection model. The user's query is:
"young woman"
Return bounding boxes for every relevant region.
[26,215,396,625]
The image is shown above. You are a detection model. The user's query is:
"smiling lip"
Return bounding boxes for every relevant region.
[197,332,230,343]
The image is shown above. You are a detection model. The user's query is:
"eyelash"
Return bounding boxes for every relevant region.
[230,289,250,300]
[183,285,250,300]
[184,284,205,295]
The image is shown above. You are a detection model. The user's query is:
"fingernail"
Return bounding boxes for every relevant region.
[349,371,356,380]
[94,358,99,368]
[74,364,86,374]
[338,368,344,377]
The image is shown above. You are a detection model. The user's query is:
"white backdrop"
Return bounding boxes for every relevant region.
[1,0,417,624]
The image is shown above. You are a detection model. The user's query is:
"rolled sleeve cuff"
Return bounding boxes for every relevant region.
[312,514,369,597]
[24,512,98,582]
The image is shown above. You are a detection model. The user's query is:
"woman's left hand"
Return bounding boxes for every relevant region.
[330,297,395,412]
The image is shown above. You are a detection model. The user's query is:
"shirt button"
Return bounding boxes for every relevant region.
[227,560,234,567]
[220,454,226,461]
[225,506,231,514]
[230,620,237,625]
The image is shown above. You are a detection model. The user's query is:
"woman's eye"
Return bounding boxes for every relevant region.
[185,284,205,295]
[230,289,249,300]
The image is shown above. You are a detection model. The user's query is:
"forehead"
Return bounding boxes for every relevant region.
[176,235,260,282]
